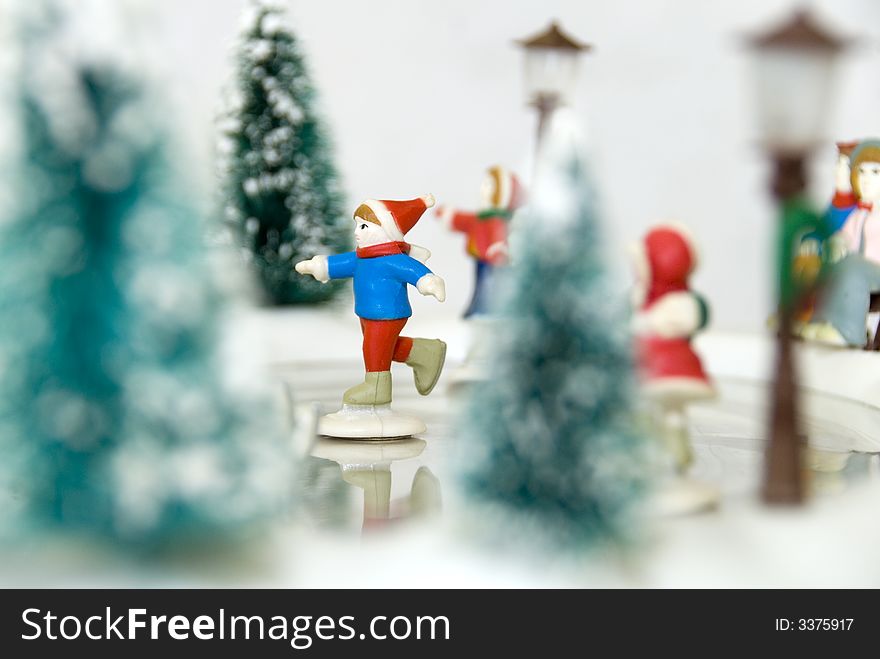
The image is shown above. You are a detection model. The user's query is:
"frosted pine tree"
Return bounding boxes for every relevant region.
[459,117,646,549]
[0,2,294,549]
[220,0,350,305]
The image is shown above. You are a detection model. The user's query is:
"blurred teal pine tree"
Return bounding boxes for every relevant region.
[0,3,294,549]
[459,122,646,549]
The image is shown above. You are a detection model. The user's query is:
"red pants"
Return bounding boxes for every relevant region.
[360,318,413,372]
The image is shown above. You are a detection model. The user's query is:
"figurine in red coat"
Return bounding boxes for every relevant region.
[437,166,525,316]
[631,225,715,473]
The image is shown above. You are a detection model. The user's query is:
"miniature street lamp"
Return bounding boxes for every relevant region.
[746,9,851,504]
[749,9,849,197]
[516,20,591,146]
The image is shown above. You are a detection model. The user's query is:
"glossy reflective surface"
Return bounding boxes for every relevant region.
[2,360,878,588]
[282,360,880,522]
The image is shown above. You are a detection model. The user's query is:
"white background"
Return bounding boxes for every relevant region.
[22,0,880,329]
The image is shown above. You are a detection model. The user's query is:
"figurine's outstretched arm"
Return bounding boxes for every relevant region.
[295,255,330,282]
[436,206,477,234]
[486,240,509,265]
[388,257,446,302]
[633,292,707,338]
[417,274,446,302]
[295,252,356,283]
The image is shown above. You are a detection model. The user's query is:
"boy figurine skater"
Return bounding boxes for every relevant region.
[296,194,447,438]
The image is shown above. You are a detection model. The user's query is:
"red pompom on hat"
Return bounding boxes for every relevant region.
[360,194,435,242]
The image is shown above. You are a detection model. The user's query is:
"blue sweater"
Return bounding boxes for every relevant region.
[826,203,856,234]
[328,252,431,320]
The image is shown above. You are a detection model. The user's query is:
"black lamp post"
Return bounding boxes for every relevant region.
[516,20,591,148]
[746,9,850,504]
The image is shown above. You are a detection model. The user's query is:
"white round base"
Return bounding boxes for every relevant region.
[650,477,720,517]
[311,437,427,465]
[318,404,427,440]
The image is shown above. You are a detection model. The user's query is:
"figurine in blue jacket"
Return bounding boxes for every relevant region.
[296,194,447,406]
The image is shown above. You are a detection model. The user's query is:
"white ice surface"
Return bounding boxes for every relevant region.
[3,307,880,588]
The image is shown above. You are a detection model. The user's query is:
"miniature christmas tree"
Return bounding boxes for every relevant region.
[459,119,645,549]
[220,0,350,305]
[0,4,294,548]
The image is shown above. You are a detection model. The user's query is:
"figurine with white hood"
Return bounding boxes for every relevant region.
[631,224,719,513]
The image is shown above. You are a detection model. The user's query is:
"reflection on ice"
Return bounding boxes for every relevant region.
[686,378,880,499]
[301,438,441,535]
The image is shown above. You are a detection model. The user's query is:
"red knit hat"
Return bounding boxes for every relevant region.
[836,140,858,157]
[359,194,435,242]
